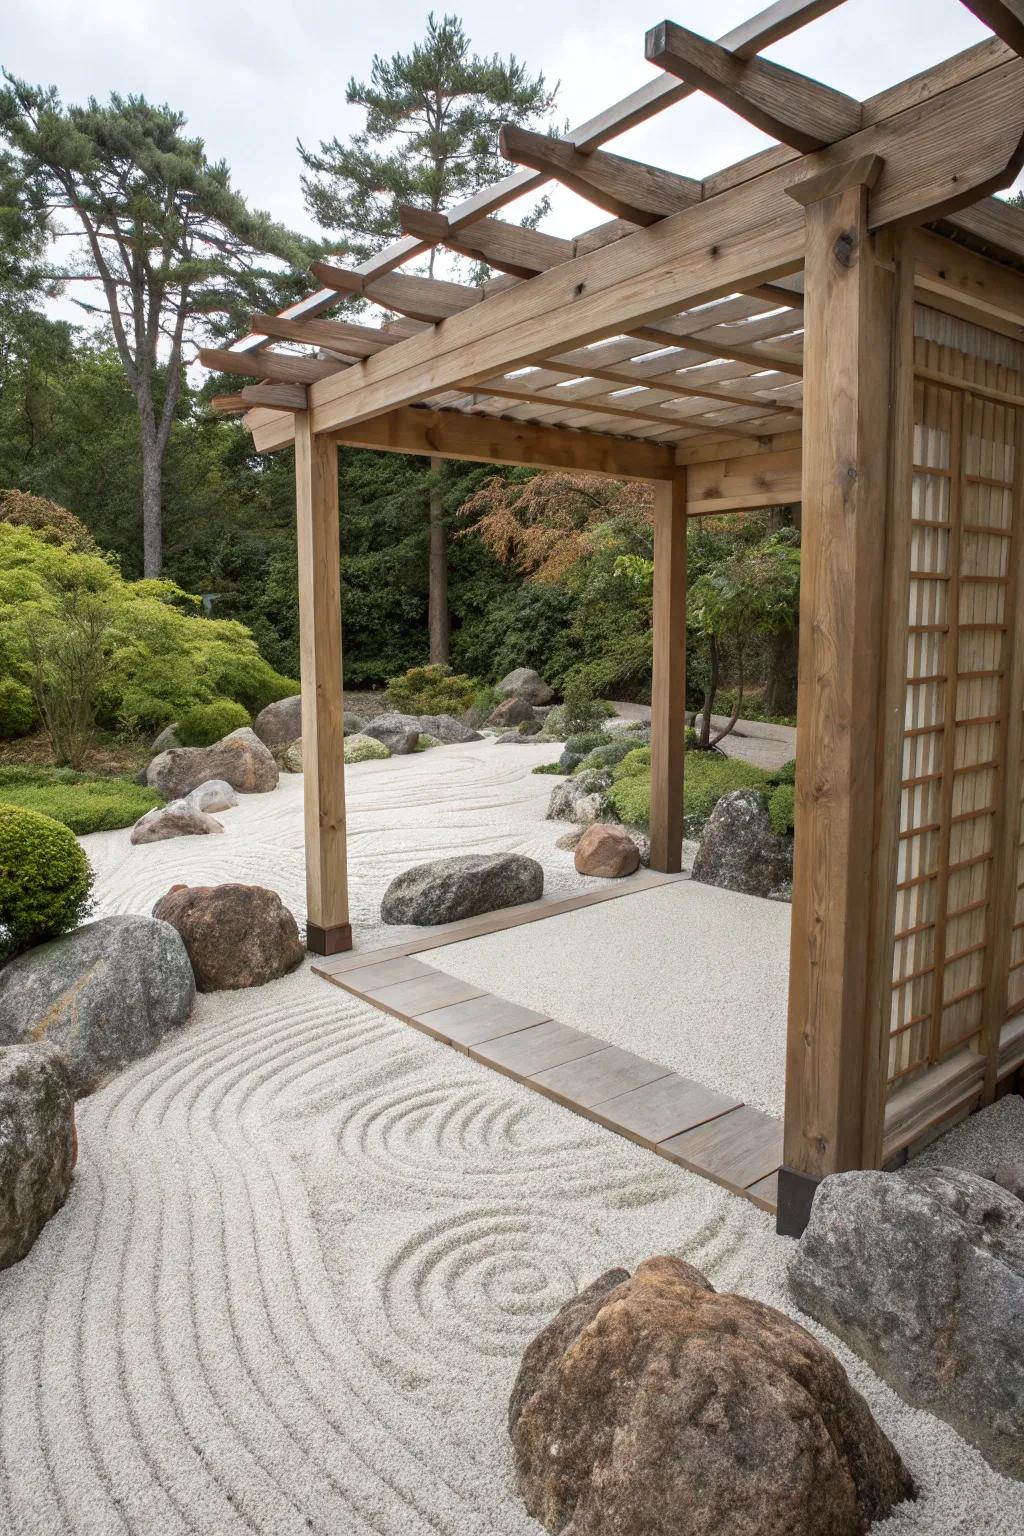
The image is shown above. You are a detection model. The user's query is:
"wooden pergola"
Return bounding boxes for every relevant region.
[209,0,1024,1234]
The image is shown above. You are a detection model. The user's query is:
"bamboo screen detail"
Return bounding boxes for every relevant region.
[887,308,1024,1089]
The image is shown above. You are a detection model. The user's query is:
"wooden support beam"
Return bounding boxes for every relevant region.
[251,312,398,356]
[685,446,802,512]
[941,195,1024,267]
[499,123,702,225]
[247,51,1024,448]
[294,415,351,957]
[457,380,773,438]
[635,324,804,375]
[778,165,897,1236]
[519,356,803,413]
[961,0,1024,56]
[211,394,247,416]
[331,405,675,479]
[646,20,863,153]
[199,347,338,385]
[241,383,309,412]
[309,262,484,323]
[913,227,1024,343]
[398,205,574,278]
[649,472,688,872]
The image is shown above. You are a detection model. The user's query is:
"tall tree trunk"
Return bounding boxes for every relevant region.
[141,430,163,578]
[764,626,799,716]
[428,455,449,663]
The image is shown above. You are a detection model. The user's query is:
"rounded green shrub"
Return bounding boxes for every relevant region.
[0,804,93,962]
[772,759,796,786]
[177,698,251,747]
[565,730,608,759]
[578,740,635,773]
[344,733,391,764]
[385,664,480,717]
[767,782,796,836]
[0,678,37,739]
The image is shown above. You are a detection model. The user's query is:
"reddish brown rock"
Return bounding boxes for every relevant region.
[510,1255,914,1536]
[146,728,278,799]
[573,822,640,878]
[486,695,535,728]
[152,883,304,992]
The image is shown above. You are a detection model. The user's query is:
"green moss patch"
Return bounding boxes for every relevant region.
[0,766,163,835]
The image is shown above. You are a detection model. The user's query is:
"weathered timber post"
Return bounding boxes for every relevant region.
[295,413,351,955]
[649,470,688,873]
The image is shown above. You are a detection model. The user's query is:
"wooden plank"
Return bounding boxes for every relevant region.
[913,229,1024,344]
[200,347,338,385]
[309,262,484,323]
[330,955,435,992]
[417,994,551,1049]
[499,124,701,226]
[660,1104,785,1190]
[332,405,675,481]
[686,447,802,512]
[239,383,308,411]
[590,1073,742,1147]
[650,473,688,872]
[746,1170,781,1209]
[941,196,1024,268]
[961,0,1024,56]
[250,312,395,356]
[354,969,486,1016]
[782,167,895,1184]
[529,1047,672,1109]
[646,20,862,153]
[399,206,575,279]
[470,1020,607,1078]
[882,1048,987,1161]
[294,416,350,955]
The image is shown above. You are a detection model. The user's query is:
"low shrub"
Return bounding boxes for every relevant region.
[0,766,163,835]
[559,674,613,736]
[0,803,94,961]
[0,678,36,739]
[344,734,390,764]
[578,740,635,773]
[767,782,796,836]
[385,664,481,717]
[0,488,97,552]
[532,761,563,775]
[606,746,777,831]
[177,698,251,747]
[415,735,441,751]
[564,730,608,759]
[773,759,796,785]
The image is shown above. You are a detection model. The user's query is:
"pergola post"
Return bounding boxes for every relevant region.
[777,158,896,1236]
[294,414,351,955]
[649,470,688,873]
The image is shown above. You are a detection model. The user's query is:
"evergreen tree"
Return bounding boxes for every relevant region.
[0,77,312,576]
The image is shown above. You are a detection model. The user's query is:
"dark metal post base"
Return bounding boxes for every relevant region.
[306,922,353,956]
[775,1165,821,1238]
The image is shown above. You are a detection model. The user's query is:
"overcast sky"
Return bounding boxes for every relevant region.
[5,0,1019,302]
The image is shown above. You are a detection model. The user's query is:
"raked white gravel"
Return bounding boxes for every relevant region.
[0,744,1019,1532]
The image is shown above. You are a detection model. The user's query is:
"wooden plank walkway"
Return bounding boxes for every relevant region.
[313,944,783,1214]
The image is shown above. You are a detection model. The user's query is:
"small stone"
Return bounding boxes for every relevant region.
[511,1255,914,1536]
[574,823,640,877]
[986,1164,1024,1202]
[496,667,554,705]
[487,695,535,728]
[152,884,305,992]
[691,788,793,901]
[0,916,195,1096]
[546,770,612,825]
[252,693,302,751]
[147,727,278,798]
[361,712,420,754]
[416,714,482,744]
[129,802,224,844]
[381,852,544,926]
[185,779,240,813]
[149,722,181,756]
[0,1043,77,1270]
[343,710,366,736]
[555,829,584,851]
[276,740,304,773]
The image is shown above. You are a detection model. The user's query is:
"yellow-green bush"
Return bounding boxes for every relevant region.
[0,766,163,835]
[0,677,36,738]
[385,664,480,717]
[606,746,777,830]
[0,803,94,961]
[178,698,251,747]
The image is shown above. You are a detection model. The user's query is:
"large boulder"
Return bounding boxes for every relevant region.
[496,667,554,705]
[510,1256,914,1536]
[416,713,482,744]
[381,852,543,926]
[690,788,793,901]
[344,710,367,736]
[0,916,195,1096]
[0,1043,77,1270]
[252,693,302,750]
[186,779,239,814]
[546,770,612,826]
[129,801,224,845]
[147,727,278,799]
[361,712,420,755]
[486,695,535,728]
[789,1165,1024,1480]
[574,823,640,878]
[152,883,305,992]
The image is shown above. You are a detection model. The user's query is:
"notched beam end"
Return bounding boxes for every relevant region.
[786,153,885,207]
[397,205,449,242]
[309,261,366,296]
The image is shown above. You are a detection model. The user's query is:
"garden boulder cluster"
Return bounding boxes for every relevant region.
[790,1164,1024,1480]
[510,1255,914,1536]
[147,726,278,799]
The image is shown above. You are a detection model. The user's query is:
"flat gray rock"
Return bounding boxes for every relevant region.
[789,1164,1024,1480]
[343,710,366,736]
[691,788,792,901]
[362,712,420,755]
[416,714,482,744]
[252,694,302,750]
[0,1043,76,1270]
[381,852,543,926]
[0,916,196,1097]
[149,722,181,756]
[130,802,224,844]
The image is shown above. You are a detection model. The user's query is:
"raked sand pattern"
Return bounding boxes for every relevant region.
[2,745,1022,1532]
[1,966,1023,1534]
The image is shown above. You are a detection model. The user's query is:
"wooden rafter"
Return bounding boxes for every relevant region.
[645,20,862,152]
[398,206,574,279]
[961,0,1024,56]
[199,348,339,385]
[498,124,701,226]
